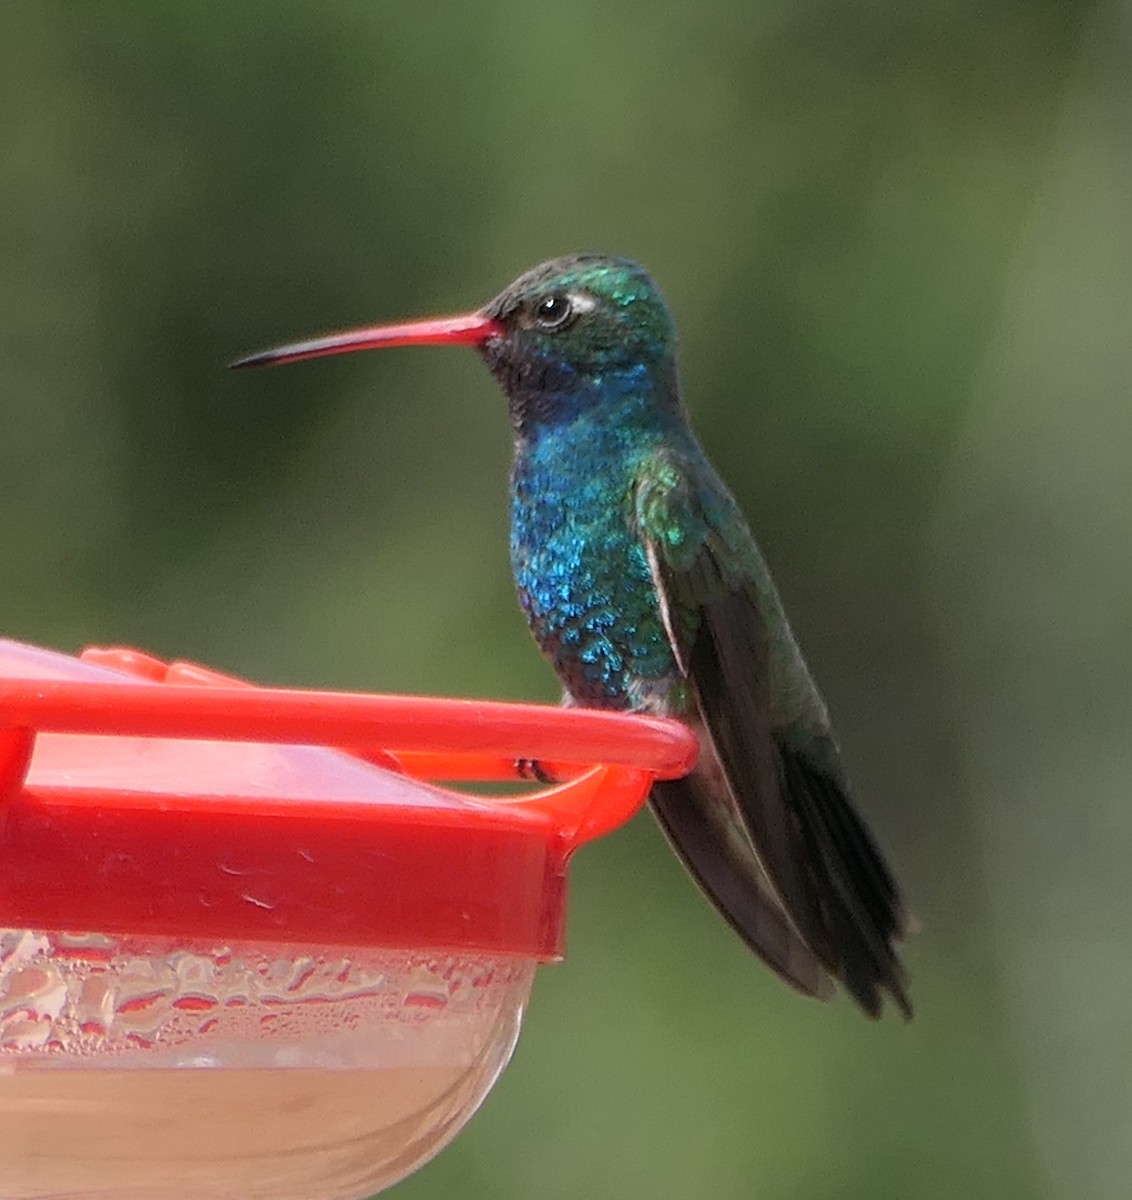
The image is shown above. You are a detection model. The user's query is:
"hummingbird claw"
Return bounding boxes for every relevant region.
[516,757,558,785]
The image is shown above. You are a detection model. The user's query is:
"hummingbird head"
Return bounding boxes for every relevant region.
[476,255,677,399]
[232,254,681,434]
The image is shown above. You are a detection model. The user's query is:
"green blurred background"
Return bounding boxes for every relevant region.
[3,3,1130,1197]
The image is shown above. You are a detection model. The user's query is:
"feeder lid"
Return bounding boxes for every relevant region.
[0,639,696,959]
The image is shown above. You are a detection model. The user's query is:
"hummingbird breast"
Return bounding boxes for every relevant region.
[509,433,682,713]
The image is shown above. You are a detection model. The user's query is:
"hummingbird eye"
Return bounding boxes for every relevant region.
[531,294,574,330]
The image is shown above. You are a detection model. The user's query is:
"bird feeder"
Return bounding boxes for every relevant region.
[0,638,696,1200]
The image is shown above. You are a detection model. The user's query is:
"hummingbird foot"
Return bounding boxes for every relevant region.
[515,757,559,785]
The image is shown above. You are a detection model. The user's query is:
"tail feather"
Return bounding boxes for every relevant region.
[778,747,912,1019]
[649,725,912,1019]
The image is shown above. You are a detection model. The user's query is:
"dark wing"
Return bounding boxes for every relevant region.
[636,458,911,1018]
[650,754,835,1001]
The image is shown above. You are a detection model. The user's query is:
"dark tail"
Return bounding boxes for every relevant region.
[776,744,913,1019]
[650,738,912,1019]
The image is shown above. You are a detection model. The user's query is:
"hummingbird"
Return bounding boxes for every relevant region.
[233,254,912,1018]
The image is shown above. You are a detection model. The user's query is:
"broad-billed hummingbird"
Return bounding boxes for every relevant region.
[234,254,912,1018]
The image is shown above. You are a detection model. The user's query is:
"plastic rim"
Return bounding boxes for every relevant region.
[0,641,699,958]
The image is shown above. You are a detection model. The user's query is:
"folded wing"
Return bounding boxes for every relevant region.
[635,454,911,1018]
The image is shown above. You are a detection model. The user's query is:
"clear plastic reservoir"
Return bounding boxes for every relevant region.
[0,930,534,1199]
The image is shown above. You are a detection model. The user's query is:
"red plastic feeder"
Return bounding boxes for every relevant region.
[0,638,697,1200]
